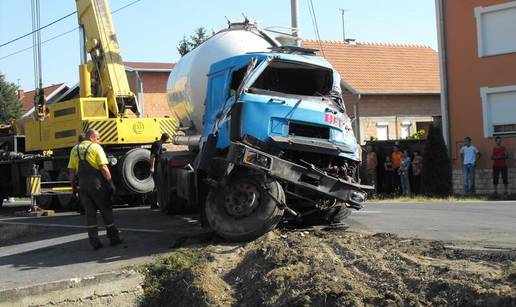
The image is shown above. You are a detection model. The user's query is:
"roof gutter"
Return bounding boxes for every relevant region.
[436,0,451,153]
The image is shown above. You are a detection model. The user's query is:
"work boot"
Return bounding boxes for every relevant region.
[88,228,103,250]
[106,225,124,246]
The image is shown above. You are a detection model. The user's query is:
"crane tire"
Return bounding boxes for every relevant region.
[119,148,154,194]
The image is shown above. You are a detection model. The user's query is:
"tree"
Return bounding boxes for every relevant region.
[0,72,22,124]
[189,27,207,48]
[421,125,453,196]
[177,36,191,57]
[177,27,209,57]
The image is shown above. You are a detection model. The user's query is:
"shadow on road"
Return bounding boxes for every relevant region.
[0,207,211,273]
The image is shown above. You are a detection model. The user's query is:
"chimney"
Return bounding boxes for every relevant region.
[345,38,357,45]
[17,89,24,100]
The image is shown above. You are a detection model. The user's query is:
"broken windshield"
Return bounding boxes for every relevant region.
[249,60,333,96]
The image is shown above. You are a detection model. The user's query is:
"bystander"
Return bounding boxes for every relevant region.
[460,137,481,195]
[491,136,509,196]
[399,150,411,196]
[391,145,402,194]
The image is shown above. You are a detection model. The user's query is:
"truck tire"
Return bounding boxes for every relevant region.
[300,203,351,226]
[205,173,285,242]
[56,170,75,211]
[157,161,188,214]
[119,148,154,194]
[36,169,55,210]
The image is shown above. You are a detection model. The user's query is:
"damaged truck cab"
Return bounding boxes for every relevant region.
[161,23,371,241]
[202,50,369,240]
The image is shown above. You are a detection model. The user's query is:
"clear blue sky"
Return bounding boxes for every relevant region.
[0,0,437,90]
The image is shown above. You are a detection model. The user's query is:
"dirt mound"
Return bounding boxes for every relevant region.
[140,230,516,306]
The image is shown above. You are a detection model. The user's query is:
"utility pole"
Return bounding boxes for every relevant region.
[291,0,300,46]
[338,8,349,41]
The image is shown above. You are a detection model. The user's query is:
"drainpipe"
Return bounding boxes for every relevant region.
[436,0,451,153]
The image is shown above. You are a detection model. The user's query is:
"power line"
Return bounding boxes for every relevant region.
[0,0,143,62]
[112,0,142,14]
[307,0,325,58]
[0,11,76,48]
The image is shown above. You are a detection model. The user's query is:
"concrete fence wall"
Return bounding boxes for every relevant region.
[452,168,516,195]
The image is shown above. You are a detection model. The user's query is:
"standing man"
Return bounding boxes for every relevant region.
[68,129,123,250]
[391,145,402,195]
[399,150,411,196]
[150,133,170,209]
[491,136,509,196]
[460,136,481,195]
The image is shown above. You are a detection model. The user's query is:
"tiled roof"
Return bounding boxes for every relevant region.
[19,83,66,112]
[123,61,174,71]
[302,40,440,94]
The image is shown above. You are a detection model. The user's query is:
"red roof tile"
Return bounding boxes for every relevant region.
[123,62,174,71]
[19,83,66,112]
[302,40,440,94]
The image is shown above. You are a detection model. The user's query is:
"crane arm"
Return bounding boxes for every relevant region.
[76,0,139,117]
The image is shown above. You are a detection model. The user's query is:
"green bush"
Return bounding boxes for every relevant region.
[406,129,426,140]
[421,125,452,196]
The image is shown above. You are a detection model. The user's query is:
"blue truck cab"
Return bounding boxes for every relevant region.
[186,46,372,241]
[162,46,371,241]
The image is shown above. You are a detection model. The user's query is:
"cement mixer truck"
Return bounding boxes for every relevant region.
[157,20,371,241]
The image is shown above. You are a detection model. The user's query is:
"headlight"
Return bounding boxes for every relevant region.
[108,156,118,166]
[243,149,272,170]
[350,191,366,203]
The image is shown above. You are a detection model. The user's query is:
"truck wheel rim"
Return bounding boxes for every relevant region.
[223,182,261,219]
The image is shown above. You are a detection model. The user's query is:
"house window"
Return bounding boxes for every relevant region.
[400,121,412,139]
[481,85,516,137]
[376,122,389,140]
[475,1,516,57]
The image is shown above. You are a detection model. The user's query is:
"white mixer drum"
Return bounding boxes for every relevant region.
[167,22,278,133]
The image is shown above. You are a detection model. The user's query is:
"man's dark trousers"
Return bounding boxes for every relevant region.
[78,147,120,247]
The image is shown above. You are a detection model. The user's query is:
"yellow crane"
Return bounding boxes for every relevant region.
[24,0,177,151]
[0,0,177,210]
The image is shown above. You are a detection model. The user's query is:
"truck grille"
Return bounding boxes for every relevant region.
[288,122,330,139]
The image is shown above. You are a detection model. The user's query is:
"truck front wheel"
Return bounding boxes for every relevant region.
[205,173,285,242]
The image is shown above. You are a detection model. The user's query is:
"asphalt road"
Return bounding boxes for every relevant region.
[0,200,515,290]
[348,201,516,248]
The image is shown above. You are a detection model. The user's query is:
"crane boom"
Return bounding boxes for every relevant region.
[76,0,139,117]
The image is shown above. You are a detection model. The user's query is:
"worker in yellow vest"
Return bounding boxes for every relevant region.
[68,129,123,250]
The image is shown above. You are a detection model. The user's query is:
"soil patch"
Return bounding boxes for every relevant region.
[140,230,516,306]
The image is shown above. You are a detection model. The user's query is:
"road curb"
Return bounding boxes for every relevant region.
[0,270,144,306]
